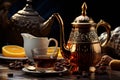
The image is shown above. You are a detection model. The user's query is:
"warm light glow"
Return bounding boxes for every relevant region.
[93,44,101,54]
[89,66,96,73]
[70,44,76,52]
[47,47,63,59]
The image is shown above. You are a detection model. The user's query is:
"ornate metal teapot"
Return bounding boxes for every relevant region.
[2,0,63,46]
[60,2,111,73]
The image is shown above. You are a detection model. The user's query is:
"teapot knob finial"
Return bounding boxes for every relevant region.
[81,2,87,16]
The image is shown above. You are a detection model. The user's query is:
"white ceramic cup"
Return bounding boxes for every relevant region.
[21,33,58,61]
[32,37,58,55]
[25,38,57,61]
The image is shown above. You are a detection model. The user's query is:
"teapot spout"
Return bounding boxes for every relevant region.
[54,13,71,59]
[40,13,71,59]
[40,13,55,36]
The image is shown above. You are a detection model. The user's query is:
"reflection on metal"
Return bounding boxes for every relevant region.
[60,2,111,73]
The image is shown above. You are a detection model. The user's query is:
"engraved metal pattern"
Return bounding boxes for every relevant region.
[11,15,41,32]
[69,28,99,43]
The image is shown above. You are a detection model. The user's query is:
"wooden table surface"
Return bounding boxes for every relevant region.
[0,59,120,80]
[0,65,120,80]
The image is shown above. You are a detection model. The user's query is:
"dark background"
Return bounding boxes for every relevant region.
[7,0,120,28]
[6,0,120,28]
[0,0,120,48]
[7,0,120,35]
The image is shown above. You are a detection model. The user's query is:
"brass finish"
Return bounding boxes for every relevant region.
[96,19,111,46]
[81,2,87,16]
[60,2,111,73]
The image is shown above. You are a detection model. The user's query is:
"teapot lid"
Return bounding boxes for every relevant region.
[16,0,39,16]
[72,2,94,25]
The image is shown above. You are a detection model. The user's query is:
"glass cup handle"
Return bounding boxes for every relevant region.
[48,38,58,55]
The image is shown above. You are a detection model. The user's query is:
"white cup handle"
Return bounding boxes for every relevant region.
[48,38,58,55]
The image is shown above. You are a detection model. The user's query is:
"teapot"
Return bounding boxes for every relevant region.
[2,0,63,46]
[60,2,111,73]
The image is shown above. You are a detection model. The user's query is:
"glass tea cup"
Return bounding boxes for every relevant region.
[32,47,58,71]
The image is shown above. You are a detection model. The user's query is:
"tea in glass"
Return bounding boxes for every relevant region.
[32,48,58,71]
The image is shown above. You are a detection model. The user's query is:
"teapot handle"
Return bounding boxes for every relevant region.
[96,19,111,47]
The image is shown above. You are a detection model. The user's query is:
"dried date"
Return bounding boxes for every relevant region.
[53,59,71,71]
[8,59,34,70]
